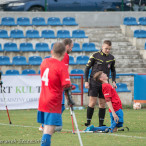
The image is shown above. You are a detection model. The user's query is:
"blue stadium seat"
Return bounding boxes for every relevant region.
[1,17,16,26]
[69,56,76,65]
[20,43,35,52]
[139,17,146,25]
[76,56,89,65]
[32,17,46,26]
[62,17,78,26]
[123,17,138,25]
[38,70,41,74]
[35,43,50,52]
[72,83,81,93]
[72,30,88,38]
[28,56,42,65]
[116,83,131,92]
[0,56,11,65]
[57,30,71,38]
[5,69,19,75]
[10,29,25,38]
[145,43,146,50]
[134,30,146,38]
[83,84,88,93]
[82,43,97,52]
[70,69,84,79]
[0,44,3,52]
[72,43,82,52]
[41,30,56,38]
[0,30,9,38]
[44,56,51,59]
[17,17,31,26]
[22,69,36,75]
[51,43,55,50]
[47,17,62,25]
[4,42,19,52]
[12,56,28,65]
[26,30,40,38]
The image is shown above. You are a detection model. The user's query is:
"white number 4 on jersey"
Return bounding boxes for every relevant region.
[42,68,49,86]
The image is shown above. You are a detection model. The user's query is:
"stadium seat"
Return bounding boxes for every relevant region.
[51,43,55,50]
[0,56,11,65]
[35,43,50,52]
[138,17,146,25]
[69,56,76,65]
[70,69,84,79]
[76,56,89,65]
[0,44,3,52]
[26,30,40,38]
[62,17,78,26]
[1,17,16,26]
[20,43,35,52]
[116,83,131,92]
[10,29,25,38]
[72,83,81,93]
[0,30,9,38]
[72,30,88,38]
[38,70,41,74]
[134,30,146,38]
[82,43,97,52]
[47,17,62,25]
[22,69,36,75]
[5,69,19,75]
[41,30,56,38]
[32,17,46,26]
[123,17,138,25]
[4,42,19,52]
[12,56,28,65]
[28,56,42,65]
[145,43,146,50]
[57,30,71,38]
[44,56,51,59]
[17,17,31,26]
[72,43,82,52]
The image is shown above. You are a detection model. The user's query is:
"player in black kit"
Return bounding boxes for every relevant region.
[84,40,117,127]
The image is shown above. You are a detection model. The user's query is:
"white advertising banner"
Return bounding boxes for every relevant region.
[0,75,41,110]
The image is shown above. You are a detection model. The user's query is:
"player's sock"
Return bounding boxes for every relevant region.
[85,106,94,126]
[41,134,51,146]
[61,104,65,113]
[99,108,106,127]
[93,126,109,132]
[109,121,117,133]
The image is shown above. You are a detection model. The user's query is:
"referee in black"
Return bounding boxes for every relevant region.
[84,40,117,127]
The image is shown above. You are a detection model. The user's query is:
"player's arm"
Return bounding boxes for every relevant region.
[85,54,95,88]
[111,58,117,88]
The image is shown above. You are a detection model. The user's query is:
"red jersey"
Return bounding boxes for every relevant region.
[38,58,71,114]
[62,52,69,69]
[102,83,122,112]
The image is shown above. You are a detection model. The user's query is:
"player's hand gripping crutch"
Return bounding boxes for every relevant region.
[0,72,12,124]
[65,86,83,146]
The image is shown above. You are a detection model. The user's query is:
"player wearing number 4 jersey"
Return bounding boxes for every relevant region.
[37,42,71,146]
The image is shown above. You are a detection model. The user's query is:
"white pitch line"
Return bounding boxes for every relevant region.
[0,123,146,140]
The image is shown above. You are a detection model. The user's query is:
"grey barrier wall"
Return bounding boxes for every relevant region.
[0,12,145,27]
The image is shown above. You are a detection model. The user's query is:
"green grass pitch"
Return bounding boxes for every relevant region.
[0,108,146,146]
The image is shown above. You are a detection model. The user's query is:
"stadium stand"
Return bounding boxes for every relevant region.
[76,55,89,65]
[32,17,46,26]
[116,83,131,92]
[72,43,82,52]
[82,43,97,52]
[134,30,146,38]
[69,56,76,65]
[0,70,3,75]
[44,56,51,59]
[1,17,16,26]
[138,17,146,25]
[28,56,42,65]
[62,17,78,26]
[71,83,81,93]
[57,30,71,38]
[10,29,25,38]
[0,56,11,65]
[70,69,84,79]
[12,56,28,65]
[72,30,88,38]
[47,17,62,26]
[17,17,31,26]
[26,30,40,38]
[5,69,19,75]
[22,69,36,75]
[20,43,35,52]
[83,84,88,93]
[145,43,146,50]
[4,42,19,52]
[0,30,9,38]
[123,17,138,25]
[35,43,50,52]
[41,30,56,38]
[0,44,2,52]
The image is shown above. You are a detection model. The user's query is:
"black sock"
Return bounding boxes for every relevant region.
[99,108,106,127]
[85,106,94,126]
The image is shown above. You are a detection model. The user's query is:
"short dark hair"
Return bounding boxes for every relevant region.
[53,42,65,57]
[103,40,112,46]
[63,38,72,46]
[93,71,103,83]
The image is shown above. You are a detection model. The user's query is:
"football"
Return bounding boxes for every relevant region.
[133,102,141,110]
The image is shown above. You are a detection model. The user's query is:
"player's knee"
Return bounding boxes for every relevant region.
[98,102,106,108]
[54,126,62,132]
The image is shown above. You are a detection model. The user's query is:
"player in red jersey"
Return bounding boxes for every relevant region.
[37,42,74,146]
[88,71,124,133]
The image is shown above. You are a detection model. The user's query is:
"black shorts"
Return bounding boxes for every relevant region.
[88,78,104,98]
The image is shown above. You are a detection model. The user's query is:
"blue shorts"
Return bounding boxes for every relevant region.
[62,91,65,105]
[110,109,124,128]
[37,111,62,126]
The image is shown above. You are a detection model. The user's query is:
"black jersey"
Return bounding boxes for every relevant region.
[85,50,116,82]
